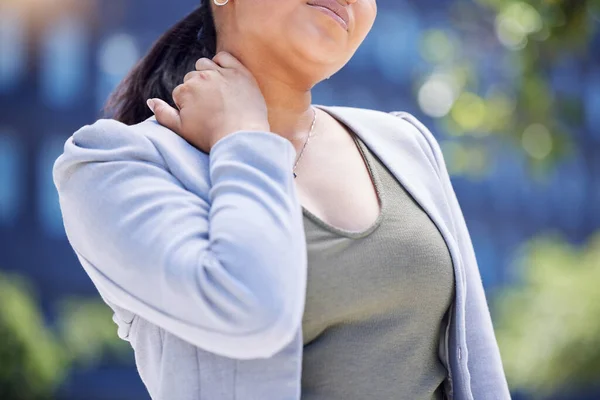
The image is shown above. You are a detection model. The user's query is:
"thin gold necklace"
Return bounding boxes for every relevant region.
[293,106,318,179]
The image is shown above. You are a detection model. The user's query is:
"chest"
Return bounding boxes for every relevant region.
[294,121,380,233]
[301,141,455,345]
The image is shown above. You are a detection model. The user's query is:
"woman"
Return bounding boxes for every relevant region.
[53,0,510,399]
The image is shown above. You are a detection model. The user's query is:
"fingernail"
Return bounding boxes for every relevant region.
[146,99,155,113]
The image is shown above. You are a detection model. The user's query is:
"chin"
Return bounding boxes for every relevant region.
[300,48,342,68]
[296,28,349,65]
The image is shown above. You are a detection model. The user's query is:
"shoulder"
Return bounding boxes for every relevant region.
[52,118,163,190]
[389,111,442,154]
[71,117,184,154]
[321,105,404,126]
[320,105,443,169]
[55,117,211,194]
[61,117,200,170]
[322,105,439,145]
[65,119,161,156]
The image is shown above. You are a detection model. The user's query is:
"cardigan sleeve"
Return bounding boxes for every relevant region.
[53,119,307,360]
[394,113,511,399]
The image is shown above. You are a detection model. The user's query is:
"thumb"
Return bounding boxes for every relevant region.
[147,98,182,133]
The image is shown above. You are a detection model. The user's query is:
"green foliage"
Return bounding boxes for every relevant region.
[494,233,600,397]
[418,0,598,174]
[0,272,133,399]
[0,273,67,400]
[57,298,132,367]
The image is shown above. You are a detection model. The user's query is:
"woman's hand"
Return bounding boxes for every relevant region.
[147,51,271,153]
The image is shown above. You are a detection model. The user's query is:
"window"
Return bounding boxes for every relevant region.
[40,15,88,108]
[0,131,23,227]
[0,7,26,93]
[37,136,68,237]
[96,33,140,109]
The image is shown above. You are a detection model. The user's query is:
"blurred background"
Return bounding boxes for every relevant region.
[0,0,598,399]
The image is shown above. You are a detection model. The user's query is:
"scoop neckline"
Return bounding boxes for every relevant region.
[301,131,385,239]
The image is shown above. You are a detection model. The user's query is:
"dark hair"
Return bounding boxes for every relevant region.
[104,2,217,125]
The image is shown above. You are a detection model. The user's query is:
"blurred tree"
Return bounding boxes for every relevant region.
[494,234,600,397]
[0,272,132,399]
[0,273,67,400]
[417,0,599,174]
[56,297,133,367]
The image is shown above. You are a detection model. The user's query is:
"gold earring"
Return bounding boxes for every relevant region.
[214,0,229,5]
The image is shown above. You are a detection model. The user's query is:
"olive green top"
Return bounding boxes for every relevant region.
[301,131,455,400]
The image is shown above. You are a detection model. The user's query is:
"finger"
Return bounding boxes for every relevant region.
[183,69,219,83]
[172,84,188,109]
[212,51,247,72]
[147,98,182,133]
[195,57,221,72]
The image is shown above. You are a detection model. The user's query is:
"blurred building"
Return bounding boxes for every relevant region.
[0,0,598,398]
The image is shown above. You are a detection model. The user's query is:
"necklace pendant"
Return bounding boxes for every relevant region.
[293,172,297,179]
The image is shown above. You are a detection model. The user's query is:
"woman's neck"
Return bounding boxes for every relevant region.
[217,44,321,146]
[255,73,317,144]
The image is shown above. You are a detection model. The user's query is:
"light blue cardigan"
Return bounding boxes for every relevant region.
[53,105,511,400]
